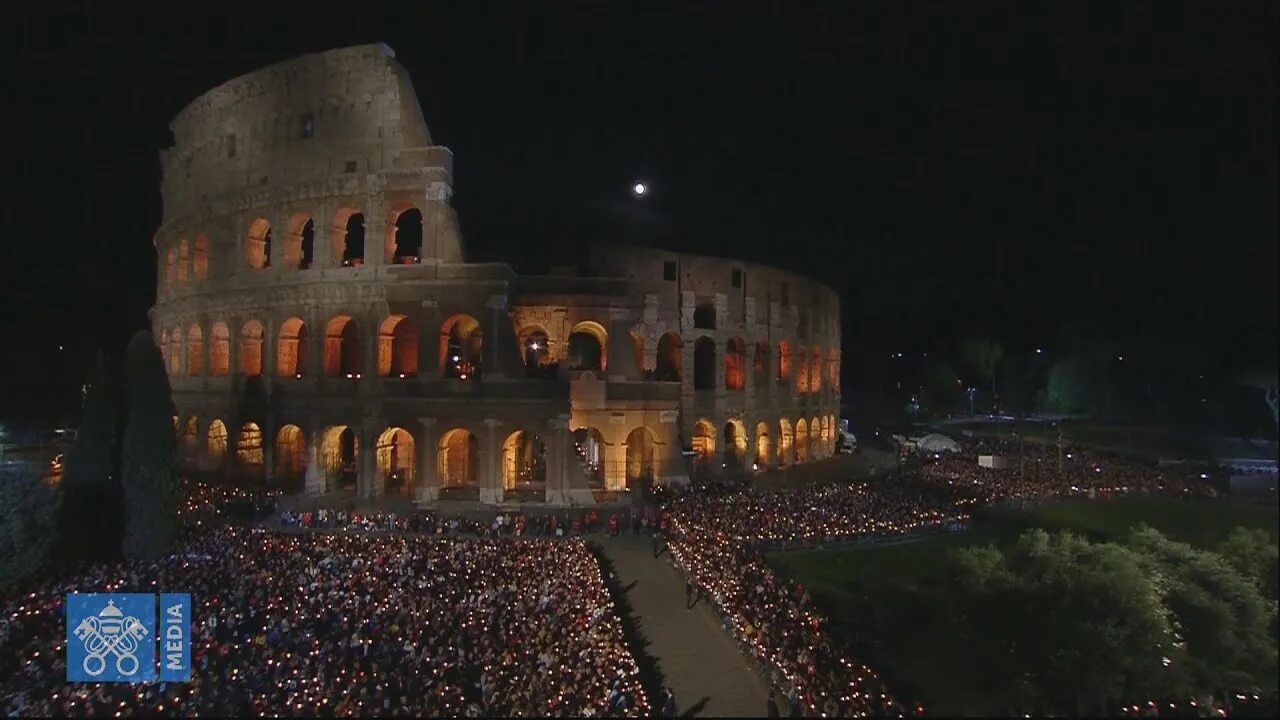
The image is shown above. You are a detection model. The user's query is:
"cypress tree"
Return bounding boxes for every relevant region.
[60,351,125,565]
[120,331,179,562]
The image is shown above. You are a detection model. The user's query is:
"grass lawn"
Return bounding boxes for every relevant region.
[768,495,1279,716]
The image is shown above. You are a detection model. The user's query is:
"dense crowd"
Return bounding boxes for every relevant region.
[1,529,648,717]
[278,506,666,539]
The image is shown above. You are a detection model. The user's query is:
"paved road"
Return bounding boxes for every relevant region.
[598,535,771,718]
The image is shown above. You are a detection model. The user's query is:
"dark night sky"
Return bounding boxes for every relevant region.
[3,0,1276,423]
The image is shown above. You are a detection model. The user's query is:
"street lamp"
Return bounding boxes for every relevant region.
[967,387,978,416]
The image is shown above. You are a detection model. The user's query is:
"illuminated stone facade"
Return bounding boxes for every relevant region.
[150,44,841,506]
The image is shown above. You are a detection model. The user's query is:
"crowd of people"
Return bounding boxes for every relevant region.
[1,529,649,717]
[277,506,668,540]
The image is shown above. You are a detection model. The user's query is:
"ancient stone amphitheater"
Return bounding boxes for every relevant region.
[150,44,841,506]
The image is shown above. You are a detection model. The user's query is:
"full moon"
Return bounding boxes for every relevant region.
[633,182,647,196]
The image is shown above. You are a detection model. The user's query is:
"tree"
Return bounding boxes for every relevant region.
[0,466,61,589]
[1216,527,1280,603]
[962,338,1004,404]
[1041,356,1097,415]
[1129,526,1277,694]
[120,331,179,563]
[60,352,125,565]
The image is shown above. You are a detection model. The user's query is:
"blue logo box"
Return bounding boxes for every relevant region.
[158,593,192,682]
[66,593,157,683]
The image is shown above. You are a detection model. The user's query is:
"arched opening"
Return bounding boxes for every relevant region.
[236,422,265,479]
[246,218,271,269]
[691,419,716,477]
[725,337,746,391]
[810,416,822,459]
[285,213,313,269]
[164,248,176,290]
[778,419,794,468]
[181,417,199,456]
[440,314,482,379]
[274,425,307,487]
[519,327,552,377]
[693,336,716,390]
[754,421,770,469]
[239,320,265,377]
[631,332,645,376]
[209,322,231,377]
[320,425,358,492]
[567,321,607,373]
[177,239,189,283]
[819,416,831,456]
[324,316,362,377]
[625,426,655,490]
[167,329,182,376]
[277,318,308,377]
[753,342,770,387]
[207,419,228,468]
[333,210,365,267]
[391,206,423,263]
[777,340,793,384]
[502,431,546,492]
[186,325,204,376]
[723,418,747,470]
[828,350,839,391]
[795,418,809,464]
[438,429,479,488]
[810,345,823,392]
[655,333,683,382]
[795,348,809,394]
[378,315,419,377]
[571,427,606,488]
[193,234,209,280]
[376,427,415,496]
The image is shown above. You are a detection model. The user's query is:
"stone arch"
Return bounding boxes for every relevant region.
[166,329,182,376]
[209,321,231,376]
[725,337,746,391]
[277,317,308,377]
[176,238,190,283]
[624,426,656,490]
[795,347,809,394]
[693,336,716,390]
[239,320,265,377]
[186,325,204,376]
[777,418,794,468]
[820,416,831,455]
[828,350,840,391]
[246,217,271,269]
[810,345,823,392]
[324,315,362,377]
[518,325,552,373]
[754,421,771,469]
[438,428,479,488]
[440,314,483,379]
[285,212,314,269]
[236,422,265,479]
[332,208,365,266]
[571,427,606,488]
[567,321,607,373]
[691,418,716,476]
[390,205,423,263]
[181,416,199,456]
[207,419,228,468]
[795,418,809,463]
[274,425,307,484]
[164,247,176,289]
[777,340,793,383]
[376,427,416,496]
[378,315,419,377]
[502,430,547,491]
[655,332,683,381]
[753,342,770,387]
[723,417,747,469]
[320,425,358,492]
[193,234,209,280]
[811,416,822,458]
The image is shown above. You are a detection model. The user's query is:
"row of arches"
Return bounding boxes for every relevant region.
[163,204,428,288]
[688,414,839,474]
[185,419,664,494]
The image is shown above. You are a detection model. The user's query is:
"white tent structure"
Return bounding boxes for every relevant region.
[917,433,962,454]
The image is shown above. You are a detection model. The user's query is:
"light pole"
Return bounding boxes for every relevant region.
[967,387,977,417]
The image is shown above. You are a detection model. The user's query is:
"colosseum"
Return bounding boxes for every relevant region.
[151,44,842,506]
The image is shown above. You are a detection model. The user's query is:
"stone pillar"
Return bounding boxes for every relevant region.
[308,313,325,379]
[480,418,502,504]
[269,213,286,270]
[607,312,642,381]
[314,201,333,268]
[482,295,511,379]
[304,432,324,494]
[420,301,440,377]
[416,417,438,502]
[358,418,378,499]
[262,318,276,378]
[262,419,276,484]
[362,313,377,385]
[544,415,567,504]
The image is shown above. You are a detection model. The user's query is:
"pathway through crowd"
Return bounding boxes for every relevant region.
[598,534,771,718]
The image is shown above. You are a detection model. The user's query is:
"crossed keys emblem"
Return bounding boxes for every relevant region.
[72,600,149,677]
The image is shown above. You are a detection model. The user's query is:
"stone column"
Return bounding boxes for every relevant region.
[304,432,324,494]
[262,318,276,379]
[482,295,510,379]
[262,418,276,485]
[544,414,571,504]
[362,312,377,385]
[607,311,641,381]
[308,313,325,380]
[313,200,333,268]
[416,417,439,502]
[479,418,502,504]
[358,418,378,499]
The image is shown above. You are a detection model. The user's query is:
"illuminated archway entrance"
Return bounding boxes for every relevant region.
[320,425,358,492]
[376,427,415,496]
[723,418,747,470]
[572,427,605,488]
[438,429,479,489]
[777,419,793,468]
[795,418,809,464]
[206,419,228,469]
[754,421,771,470]
[274,425,306,489]
[692,419,716,478]
[236,422,265,480]
[625,426,656,490]
[502,431,547,495]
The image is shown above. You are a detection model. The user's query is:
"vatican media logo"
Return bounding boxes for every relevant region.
[66,593,191,683]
